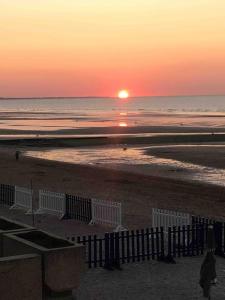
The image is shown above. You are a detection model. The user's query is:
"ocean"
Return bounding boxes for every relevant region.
[0,95,225,132]
[1,96,225,187]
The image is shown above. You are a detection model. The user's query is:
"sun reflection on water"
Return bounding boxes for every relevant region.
[119,122,127,127]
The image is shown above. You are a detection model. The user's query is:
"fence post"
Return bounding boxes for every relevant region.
[172,226,177,258]
[136,230,140,262]
[146,228,150,260]
[104,233,112,270]
[187,225,190,256]
[126,230,130,263]
[196,224,199,256]
[93,235,97,268]
[141,229,145,261]
[121,231,125,264]
[131,230,135,262]
[214,222,223,256]
[114,232,121,269]
[88,235,92,268]
[168,227,172,258]
[177,226,181,257]
[191,224,195,256]
[109,232,115,267]
[160,226,164,259]
[156,227,160,260]
[99,237,103,267]
[151,228,155,260]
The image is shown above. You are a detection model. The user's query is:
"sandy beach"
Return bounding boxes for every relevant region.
[146,145,225,169]
[76,256,225,300]
[1,128,225,300]
[0,140,225,231]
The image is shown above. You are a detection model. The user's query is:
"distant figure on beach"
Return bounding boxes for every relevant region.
[15,150,20,161]
[199,251,217,299]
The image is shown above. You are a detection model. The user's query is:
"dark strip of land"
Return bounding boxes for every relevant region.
[0,133,225,148]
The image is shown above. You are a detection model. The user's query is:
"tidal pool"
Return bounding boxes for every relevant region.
[25,144,225,187]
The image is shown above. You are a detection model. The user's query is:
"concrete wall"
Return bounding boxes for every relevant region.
[44,245,86,292]
[3,231,86,293]
[0,216,34,257]
[0,254,42,300]
[2,233,39,257]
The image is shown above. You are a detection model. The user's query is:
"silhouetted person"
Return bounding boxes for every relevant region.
[15,150,20,161]
[199,251,216,299]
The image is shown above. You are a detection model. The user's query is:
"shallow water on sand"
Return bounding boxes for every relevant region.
[25,145,225,187]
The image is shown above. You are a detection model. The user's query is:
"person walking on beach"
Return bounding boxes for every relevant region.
[199,225,217,299]
[15,150,20,161]
[199,251,216,299]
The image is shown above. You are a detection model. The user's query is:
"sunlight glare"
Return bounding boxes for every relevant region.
[119,122,127,127]
[118,90,129,99]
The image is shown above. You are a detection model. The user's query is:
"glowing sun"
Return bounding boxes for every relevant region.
[118,90,129,99]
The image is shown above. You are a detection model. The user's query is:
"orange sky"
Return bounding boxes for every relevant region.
[1,0,225,97]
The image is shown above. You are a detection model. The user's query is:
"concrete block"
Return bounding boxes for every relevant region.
[0,216,34,256]
[3,230,86,293]
[0,254,42,300]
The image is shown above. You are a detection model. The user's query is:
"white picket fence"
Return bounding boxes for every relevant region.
[36,190,66,219]
[90,199,123,231]
[7,184,125,227]
[10,186,33,214]
[152,208,191,231]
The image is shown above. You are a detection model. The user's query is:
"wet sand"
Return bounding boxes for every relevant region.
[146,145,225,169]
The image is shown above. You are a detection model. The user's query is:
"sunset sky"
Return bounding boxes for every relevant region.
[1,0,225,98]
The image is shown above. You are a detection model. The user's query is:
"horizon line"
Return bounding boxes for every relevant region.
[0,94,225,100]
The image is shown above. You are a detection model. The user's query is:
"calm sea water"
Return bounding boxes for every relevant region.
[1,95,225,112]
[1,96,224,186]
[0,96,225,131]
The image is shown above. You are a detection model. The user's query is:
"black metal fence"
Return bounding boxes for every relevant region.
[68,221,225,268]
[68,227,165,268]
[167,225,205,258]
[65,194,92,223]
[0,184,15,206]
[192,216,225,255]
